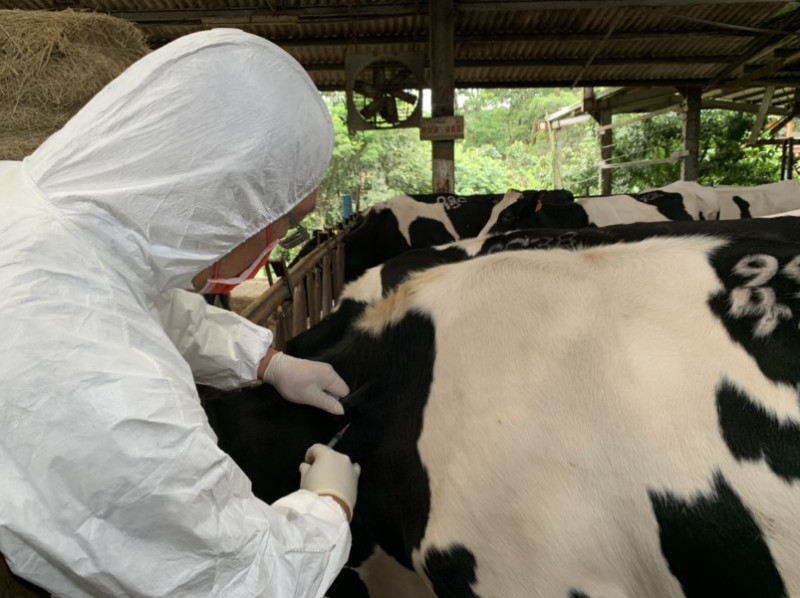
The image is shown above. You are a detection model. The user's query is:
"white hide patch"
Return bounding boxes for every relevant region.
[376,195,460,245]
[370,237,800,597]
[579,194,671,226]
[338,265,384,305]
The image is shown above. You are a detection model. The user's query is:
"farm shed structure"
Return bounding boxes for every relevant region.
[4,1,800,189]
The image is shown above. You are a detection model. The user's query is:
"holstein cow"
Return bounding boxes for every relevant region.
[205,215,800,598]
[479,180,800,235]
[658,179,800,220]
[341,189,573,282]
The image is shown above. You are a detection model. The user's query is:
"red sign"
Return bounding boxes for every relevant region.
[419,116,465,141]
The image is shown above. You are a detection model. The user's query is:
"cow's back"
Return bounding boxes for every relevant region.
[351,227,800,597]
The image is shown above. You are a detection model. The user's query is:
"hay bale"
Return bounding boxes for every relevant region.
[0,9,150,160]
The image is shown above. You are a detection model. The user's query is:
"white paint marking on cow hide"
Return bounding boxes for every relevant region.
[358,237,800,597]
[726,253,796,338]
[477,189,523,237]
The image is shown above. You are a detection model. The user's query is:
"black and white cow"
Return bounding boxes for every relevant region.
[341,189,573,282]
[206,214,800,597]
[659,179,800,220]
[479,180,800,236]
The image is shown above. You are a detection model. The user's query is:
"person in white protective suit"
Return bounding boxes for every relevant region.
[0,28,362,598]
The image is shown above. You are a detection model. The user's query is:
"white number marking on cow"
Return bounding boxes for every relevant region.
[782,255,800,289]
[435,196,468,211]
[733,254,779,287]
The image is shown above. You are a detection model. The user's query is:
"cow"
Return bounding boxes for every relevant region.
[658,179,800,220]
[205,214,800,598]
[478,180,800,236]
[341,189,574,282]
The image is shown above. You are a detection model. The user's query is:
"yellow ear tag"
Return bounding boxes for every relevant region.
[535,199,543,213]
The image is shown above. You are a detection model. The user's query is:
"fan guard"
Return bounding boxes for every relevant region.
[345,53,425,132]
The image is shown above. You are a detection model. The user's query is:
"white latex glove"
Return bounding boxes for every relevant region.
[300,443,361,521]
[262,351,349,415]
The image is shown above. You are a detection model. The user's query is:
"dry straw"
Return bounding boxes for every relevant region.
[0,9,150,159]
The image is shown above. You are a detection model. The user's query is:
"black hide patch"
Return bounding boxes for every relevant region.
[413,192,500,239]
[716,379,800,482]
[568,591,592,598]
[326,566,370,598]
[379,245,471,294]
[649,473,786,598]
[533,201,591,230]
[285,298,368,359]
[480,229,582,254]
[203,388,341,505]
[343,209,410,281]
[732,196,752,219]
[706,236,800,387]
[423,544,481,598]
[632,190,694,221]
[318,311,436,571]
[408,217,456,248]
[485,190,583,234]
[205,311,439,581]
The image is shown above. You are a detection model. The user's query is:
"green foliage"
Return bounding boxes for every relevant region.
[310,89,787,229]
[608,109,783,193]
[316,92,432,226]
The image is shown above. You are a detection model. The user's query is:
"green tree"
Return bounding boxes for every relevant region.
[312,89,787,230]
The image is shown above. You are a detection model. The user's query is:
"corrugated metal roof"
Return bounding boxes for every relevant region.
[4,1,799,94]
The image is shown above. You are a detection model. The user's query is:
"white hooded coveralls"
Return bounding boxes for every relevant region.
[0,29,350,597]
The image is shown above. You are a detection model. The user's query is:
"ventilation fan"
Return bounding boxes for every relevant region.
[345,53,425,132]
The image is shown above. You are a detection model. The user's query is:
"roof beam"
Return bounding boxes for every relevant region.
[721,46,800,91]
[133,25,763,44]
[702,98,791,116]
[456,55,742,67]
[748,85,776,143]
[459,1,792,10]
[109,4,425,23]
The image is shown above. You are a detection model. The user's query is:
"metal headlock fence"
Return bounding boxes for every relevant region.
[240,217,359,350]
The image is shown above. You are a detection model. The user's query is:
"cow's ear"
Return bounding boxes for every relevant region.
[546,190,576,205]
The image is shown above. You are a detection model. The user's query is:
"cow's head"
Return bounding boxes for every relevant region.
[480,188,578,235]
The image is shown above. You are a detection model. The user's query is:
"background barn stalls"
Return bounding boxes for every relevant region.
[338,188,574,282]
[323,181,800,287]
[479,179,800,234]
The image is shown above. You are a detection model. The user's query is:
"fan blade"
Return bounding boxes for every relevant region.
[381,97,399,124]
[391,89,418,105]
[360,97,385,120]
[353,80,380,100]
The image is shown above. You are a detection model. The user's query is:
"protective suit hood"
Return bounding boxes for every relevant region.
[25,28,334,294]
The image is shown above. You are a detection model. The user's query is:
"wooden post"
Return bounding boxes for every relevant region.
[681,86,701,182]
[597,109,612,194]
[430,0,455,193]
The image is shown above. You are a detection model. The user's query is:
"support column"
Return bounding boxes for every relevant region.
[597,109,612,194]
[430,0,455,193]
[681,86,701,182]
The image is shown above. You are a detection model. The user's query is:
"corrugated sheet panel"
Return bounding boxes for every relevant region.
[1,0,797,91]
